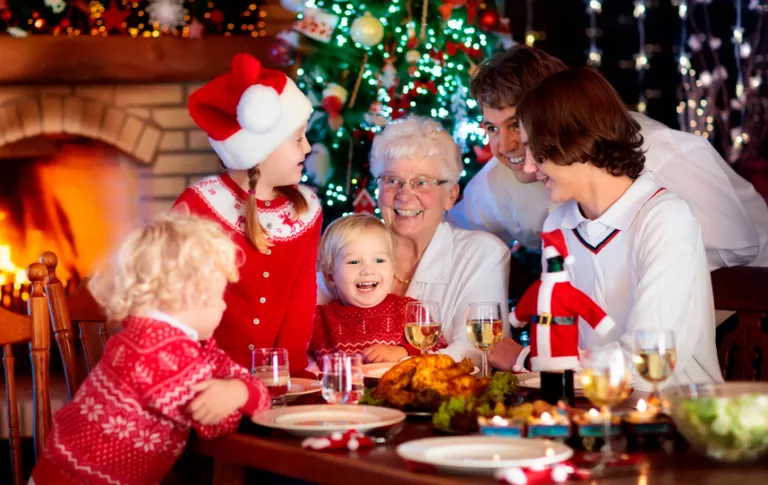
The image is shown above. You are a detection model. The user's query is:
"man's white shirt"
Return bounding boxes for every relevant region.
[448,112,768,270]
[544,173,723,391]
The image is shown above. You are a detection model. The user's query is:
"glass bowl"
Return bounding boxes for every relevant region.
[663,382,768,463]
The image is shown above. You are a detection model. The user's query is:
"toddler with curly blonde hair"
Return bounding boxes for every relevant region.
[31,213,271,485]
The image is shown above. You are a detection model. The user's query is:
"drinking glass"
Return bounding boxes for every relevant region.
[465,302,503,377]
[321,352,364,404]
[633,329,676,401]
[403,301,442,354]
[580,347,632,462]
[250,347,291,407]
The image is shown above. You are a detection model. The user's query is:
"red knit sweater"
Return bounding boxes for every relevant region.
[309,294,426,361]
[31,316,271,485]
[172,174,322,372]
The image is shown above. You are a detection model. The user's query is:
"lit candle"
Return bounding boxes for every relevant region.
[586,408,603,424]
[627,398,657,423]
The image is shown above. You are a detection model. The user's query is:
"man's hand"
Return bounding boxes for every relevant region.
[362,344,409,363]
[188,379,248,425]
[488,337,524,371]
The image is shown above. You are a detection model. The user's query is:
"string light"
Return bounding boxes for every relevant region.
[525,0,536,46]
[2,1,267,37]
[585,0,602,67]
[676,0,693,132]
[634,0,649,113]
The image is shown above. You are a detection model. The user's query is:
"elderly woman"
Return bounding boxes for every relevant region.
[318,115,511,366]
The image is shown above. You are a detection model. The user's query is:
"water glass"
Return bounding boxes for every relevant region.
[251,347,291,406]
[321,352,364,404]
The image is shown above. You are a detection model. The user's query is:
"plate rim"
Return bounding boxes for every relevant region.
[395,436,573,470]
[285,377,322,397]
[251,404,407,433]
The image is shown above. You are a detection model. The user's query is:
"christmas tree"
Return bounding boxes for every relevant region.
[283,0,511,223]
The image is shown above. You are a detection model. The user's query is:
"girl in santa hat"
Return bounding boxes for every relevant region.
[173,53,322,374]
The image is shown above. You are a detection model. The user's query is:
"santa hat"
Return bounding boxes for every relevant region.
[187,53,312,170]
[541,229,575,265]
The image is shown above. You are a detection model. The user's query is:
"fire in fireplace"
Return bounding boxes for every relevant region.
[0,134,144,310]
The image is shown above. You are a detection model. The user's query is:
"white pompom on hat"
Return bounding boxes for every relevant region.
[187,53,313,170]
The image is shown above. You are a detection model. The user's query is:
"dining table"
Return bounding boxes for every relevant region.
[186,391,768,485]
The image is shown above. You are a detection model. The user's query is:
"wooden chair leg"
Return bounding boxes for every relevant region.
[211,459,245,485]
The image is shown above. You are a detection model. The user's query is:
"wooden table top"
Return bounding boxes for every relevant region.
[190,414,768,485]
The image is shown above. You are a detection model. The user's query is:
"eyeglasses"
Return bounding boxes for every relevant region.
[376,175,449,193]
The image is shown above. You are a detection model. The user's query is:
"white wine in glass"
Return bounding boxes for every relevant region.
[581,347,630,463]
[404,301,442,354]
[465,302,503,377]
[633,329,676,399]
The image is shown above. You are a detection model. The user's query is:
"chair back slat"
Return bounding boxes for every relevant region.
[0,262,51,485]
[3,343,23,485]
[40,252,108,399]
[40,251,79,401]
[712,266,768,381]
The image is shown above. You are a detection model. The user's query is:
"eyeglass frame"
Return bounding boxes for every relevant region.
[375,175,450,192]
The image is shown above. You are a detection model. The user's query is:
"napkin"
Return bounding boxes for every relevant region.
[301,430,374,451]
[495,454,644,484]
[496,462,576,484]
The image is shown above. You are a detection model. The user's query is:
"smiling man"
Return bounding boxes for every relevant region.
[447,45,768,271]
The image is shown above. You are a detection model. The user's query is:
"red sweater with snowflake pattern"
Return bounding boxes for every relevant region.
[309,294,435,361]
[31,316,271,485]
[172,174,322,373]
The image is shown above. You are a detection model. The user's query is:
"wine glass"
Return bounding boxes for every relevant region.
[404,301,442,354]
[321,352,364,404]
[633,329,676,401]
[465,302,503,377]
[250,347,291,407]
[580,347,632,463]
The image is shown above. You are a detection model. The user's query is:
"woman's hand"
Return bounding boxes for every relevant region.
[188,379,248,425]
[488,338,524,371]
[362,344,409,363]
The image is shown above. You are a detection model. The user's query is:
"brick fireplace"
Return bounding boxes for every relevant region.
[0,34,293,299]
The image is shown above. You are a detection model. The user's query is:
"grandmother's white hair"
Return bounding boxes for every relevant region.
[370,115,462,183]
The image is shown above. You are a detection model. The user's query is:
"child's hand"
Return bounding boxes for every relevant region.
[188,379,248,425]
[362,344,408,363]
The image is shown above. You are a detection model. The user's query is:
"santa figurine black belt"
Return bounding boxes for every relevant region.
[531,313,576,325]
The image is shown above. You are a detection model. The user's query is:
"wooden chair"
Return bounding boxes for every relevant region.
[0,263,51,485]
[713,266,768,381]
[40,251,107,400]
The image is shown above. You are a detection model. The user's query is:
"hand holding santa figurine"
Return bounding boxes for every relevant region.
[510,229,615,403]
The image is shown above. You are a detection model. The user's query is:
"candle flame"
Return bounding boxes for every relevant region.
[540,412,553,424]
[545,447,555,457]
[588,408,600,418]
[491,415,509,427]
[637,399,648,412]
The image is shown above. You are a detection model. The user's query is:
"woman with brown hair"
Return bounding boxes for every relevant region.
[172,53,322,373]
[496,68,722,391]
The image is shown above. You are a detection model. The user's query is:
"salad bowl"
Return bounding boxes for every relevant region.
[663,382,768,463]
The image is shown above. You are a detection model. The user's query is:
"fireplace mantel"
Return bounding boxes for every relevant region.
[0,35,287,85]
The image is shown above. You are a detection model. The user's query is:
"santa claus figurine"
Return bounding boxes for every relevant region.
[510,229,615,403]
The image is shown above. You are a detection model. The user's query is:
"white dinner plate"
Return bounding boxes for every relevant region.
[284,378,322,401]
[396,436,573,475]
[516,372,585,397]
[362,362,480,380]
[251,404,406,437]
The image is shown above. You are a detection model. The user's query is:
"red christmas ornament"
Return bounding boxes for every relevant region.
[478,8,500,32]
[352,188,376,214]
[210,9,225,25]
[101,1,130,33]
[267,38,295,67]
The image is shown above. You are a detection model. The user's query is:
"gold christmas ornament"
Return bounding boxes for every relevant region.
[350,12,384,47]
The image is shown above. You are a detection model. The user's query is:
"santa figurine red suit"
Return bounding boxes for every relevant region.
[510,229,615,373]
